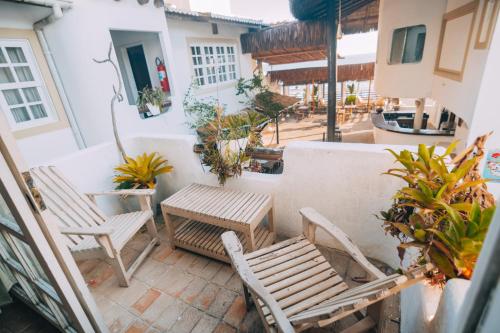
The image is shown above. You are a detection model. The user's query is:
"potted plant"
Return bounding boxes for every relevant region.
[137,86,166,116]
[113,152,173,212]
[378,134,496,285]
[345,83,357,105]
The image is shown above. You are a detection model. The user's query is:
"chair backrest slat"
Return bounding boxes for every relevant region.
[31,166,107,246]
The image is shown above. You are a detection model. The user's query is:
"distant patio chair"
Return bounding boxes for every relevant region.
[222,207,431,333]
[31,166,160,287]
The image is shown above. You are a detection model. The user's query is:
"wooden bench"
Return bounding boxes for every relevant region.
[161,183,275,262]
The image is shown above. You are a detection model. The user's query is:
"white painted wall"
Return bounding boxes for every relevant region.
[375,0,447,98]
[0,2,79,166]
[165,18,255,115]
[41,0,256,148]
[16,128,79,166]
[42,0,187,148]
[376,0,499,148]
[373,127,456,146]
[466,14,500,148]
[431,0,491,127]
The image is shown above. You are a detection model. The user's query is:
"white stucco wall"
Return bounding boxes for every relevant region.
[165,18,256,114]
[430,0,491,127]
[16,128,79,166]
[41,0,186,148]
[375,0,447,98]
[41,0,256,149]
[466,14,500,148]
[0,2,79,166]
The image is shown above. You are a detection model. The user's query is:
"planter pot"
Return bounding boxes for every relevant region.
[401,278,470,333]
[146,103,161,116]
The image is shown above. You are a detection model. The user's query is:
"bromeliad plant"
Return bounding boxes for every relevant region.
[113,152,173,189]
[379,134,496,284]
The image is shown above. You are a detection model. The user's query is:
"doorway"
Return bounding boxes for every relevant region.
[126,44,152,94]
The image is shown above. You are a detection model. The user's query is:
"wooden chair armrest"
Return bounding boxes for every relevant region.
[222,231,295,333]
[86,189,155,211]
[299,207,386,279]
[59,226,114,236]
[86,189,155,197]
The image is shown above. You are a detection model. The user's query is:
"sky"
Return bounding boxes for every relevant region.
[187,0,378,56]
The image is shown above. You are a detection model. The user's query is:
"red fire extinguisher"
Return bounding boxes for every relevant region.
[156,57,170,92]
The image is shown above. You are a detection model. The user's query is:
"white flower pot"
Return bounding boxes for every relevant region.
[146,103,161,116]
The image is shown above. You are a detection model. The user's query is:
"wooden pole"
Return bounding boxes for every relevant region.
[367,78,372,111]
[327,0,338,142]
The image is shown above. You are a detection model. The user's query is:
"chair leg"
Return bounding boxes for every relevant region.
[111,254,130,287]
[146,217,160,246]
[242,285,253,311]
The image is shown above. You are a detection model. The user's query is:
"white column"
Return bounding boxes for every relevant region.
[414,98,425,130]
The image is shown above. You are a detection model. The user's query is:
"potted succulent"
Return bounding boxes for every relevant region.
[378,134,496,285]
[137,86,166,116]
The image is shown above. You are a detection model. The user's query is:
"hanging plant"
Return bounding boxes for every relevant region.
[200,106,251,186]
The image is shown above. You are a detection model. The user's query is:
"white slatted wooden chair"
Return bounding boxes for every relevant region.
[30,166,160,287]
[222,207,432,333]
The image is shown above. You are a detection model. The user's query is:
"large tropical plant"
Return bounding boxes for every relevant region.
[379,134,496,284]
[113,152,173,189]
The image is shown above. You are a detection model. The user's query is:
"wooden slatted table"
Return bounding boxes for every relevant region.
[161,183,275,262]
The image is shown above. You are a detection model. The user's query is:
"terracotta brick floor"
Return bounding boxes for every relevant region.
[81,223,400,333]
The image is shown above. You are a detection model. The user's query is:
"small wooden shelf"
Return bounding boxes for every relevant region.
[173,219,274,263]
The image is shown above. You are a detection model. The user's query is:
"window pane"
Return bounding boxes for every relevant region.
[15,66,34,82]
[12,236,50,284]
[6,47,27,63]
[22,87,41,102]
[11,106,30,123]
[30,104,47,119]
[0,67,15,83]
[390,28,406,64]
[2,89,23,105]
[0,192,21,233]
[403,25,426,63]
[0,49,6,63]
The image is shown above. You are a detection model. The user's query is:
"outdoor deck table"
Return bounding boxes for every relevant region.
[161,183,275,262]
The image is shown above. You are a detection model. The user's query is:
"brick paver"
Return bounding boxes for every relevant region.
[87,224,398,333]
[223,296,247,328]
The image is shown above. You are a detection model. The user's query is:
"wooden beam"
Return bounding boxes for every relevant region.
[326,0,338,142]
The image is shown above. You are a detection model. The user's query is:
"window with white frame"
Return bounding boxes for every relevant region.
[190,43,239,87]
[0,40,55,130]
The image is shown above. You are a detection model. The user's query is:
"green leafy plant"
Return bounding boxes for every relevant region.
[345,95,357,105]
[201,106,250,185]
[113,152,173,189]
[183,82,218,129]
[378,135,496,284]
[137,86,165,110]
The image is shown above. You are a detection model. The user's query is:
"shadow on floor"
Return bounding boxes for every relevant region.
[0,297,58,333]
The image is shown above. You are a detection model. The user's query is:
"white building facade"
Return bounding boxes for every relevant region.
[0,0,264,166]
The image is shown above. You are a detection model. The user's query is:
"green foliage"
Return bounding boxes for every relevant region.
[183,82,218,129]
[379,140,496,283]
[347,83,356,95]
[136,86,165,109]
[113,152,173,189]
[236,73,286,119]
[345,95,357,105]
[201,107,251,186]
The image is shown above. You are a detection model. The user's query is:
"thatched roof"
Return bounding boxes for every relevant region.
[255,92,301,109]
[269,62,375,85]
[290,0,376,21]
[240,0,379,64]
